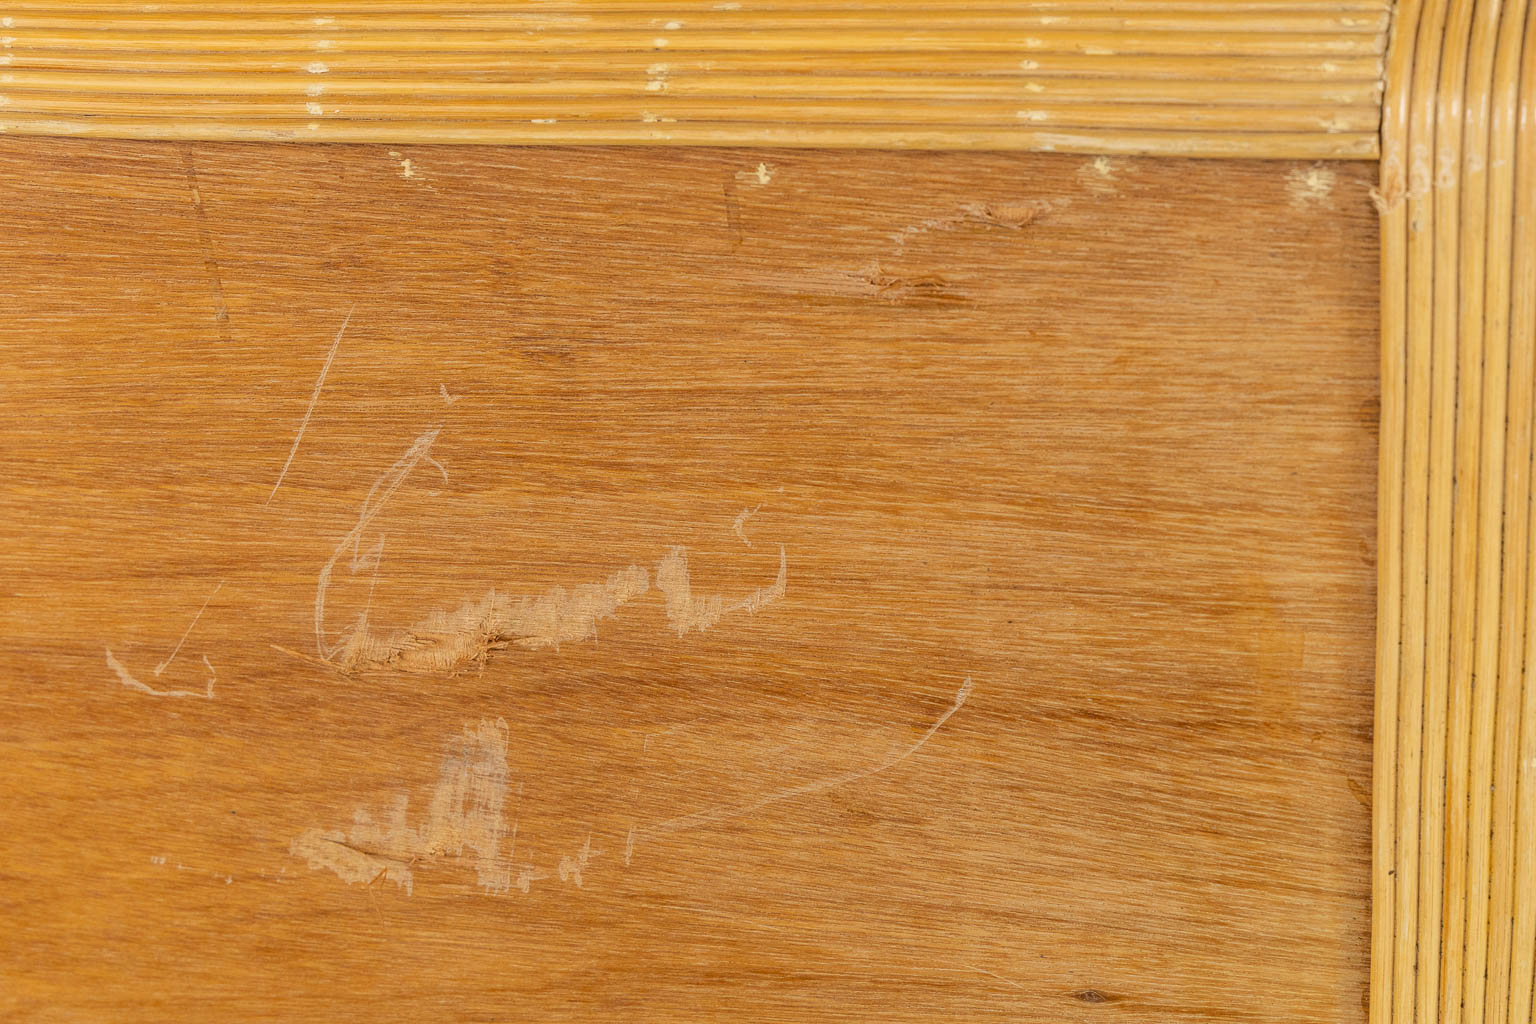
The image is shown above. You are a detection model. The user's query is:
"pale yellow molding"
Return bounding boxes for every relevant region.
[0,1,1387,156]
[1374,0,1536,1023]
[3,2,1532,1019]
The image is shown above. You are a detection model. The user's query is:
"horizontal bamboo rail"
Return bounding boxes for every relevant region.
[0,1,1389,155]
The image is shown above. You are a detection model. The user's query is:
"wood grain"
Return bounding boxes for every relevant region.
[0,1,1386,157]
[1372,1,1536,1021]
[0,141,1380,1022]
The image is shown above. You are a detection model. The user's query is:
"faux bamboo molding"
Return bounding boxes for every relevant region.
[0,1,1388,156]
[1,0,1532,1020]
[1374,0,1536,1022]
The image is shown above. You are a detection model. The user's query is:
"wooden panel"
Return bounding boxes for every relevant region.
[0,141,1380,1022]
[0,1,1387,157]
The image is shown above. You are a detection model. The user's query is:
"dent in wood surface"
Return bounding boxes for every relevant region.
[0,141,1379,1023]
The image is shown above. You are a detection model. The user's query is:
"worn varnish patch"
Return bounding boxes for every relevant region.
[293,718,512,895]
[0,144,1378,1024]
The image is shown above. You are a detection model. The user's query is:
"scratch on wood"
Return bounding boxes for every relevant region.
[557,834,598,887]
[890,199,1056,253]
[843,260,962,304]
[106,648,214,699]
[313,425,441,659]
[325,530,785,673]
[153,580,225,677]
[439,383,461,405]
[722,180,744,250]
[289,830,415,893]
[1286,162,1337,208]
[732,504,761,546]
[177,147,231,340]
[338,563,652,673]
[734,162,775,186]
[630,677,973,856]
[961,963,1027,990]
[655,544,787,637]
[267,305,355,505]
[293,718,513,896]
[1078,155,1122,194]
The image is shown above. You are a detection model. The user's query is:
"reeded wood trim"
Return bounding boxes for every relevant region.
[0,1,1386,156]
[1373,0,1536,1021]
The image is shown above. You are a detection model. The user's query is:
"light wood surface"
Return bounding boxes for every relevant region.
[0,1,1386,156]
[1372,1,1536,1022]
[0,142,1380,1021]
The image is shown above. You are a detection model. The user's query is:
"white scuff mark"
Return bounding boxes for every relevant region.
[305,83,324,98]
[314,425,442,661]
[312,16,334,26]
[290,829,414,893]
[293,719,513,896]
[423,453,449,484]
[652,37,669,47]
[1286,162,1337,207]
[106,648,215,699]
[305,61,328,74]
[646,62,670,92]
[531,118,557,124]
[732,504,761,545]
[305,101,323,116]
[655,544,786,637]
[387,150,418,179]
[629,677,975,858]
[557,834,598,887]
[734,162,774,185]
[1077,155,1121,194]
[267,305,354,504]
[152,580,225,677]
[328,534,786,674]
[341,564,652,673]
[440,384,460,404]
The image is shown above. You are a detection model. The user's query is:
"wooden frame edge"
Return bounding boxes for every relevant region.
[0,2,1387,158]
[1374,0,1536,1022]
[1,0,1530,1017]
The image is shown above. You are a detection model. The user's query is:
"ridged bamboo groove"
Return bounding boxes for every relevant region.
[0,1,1531,1020]
[0,1,1388,155]
[1374,0,1536,1022]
